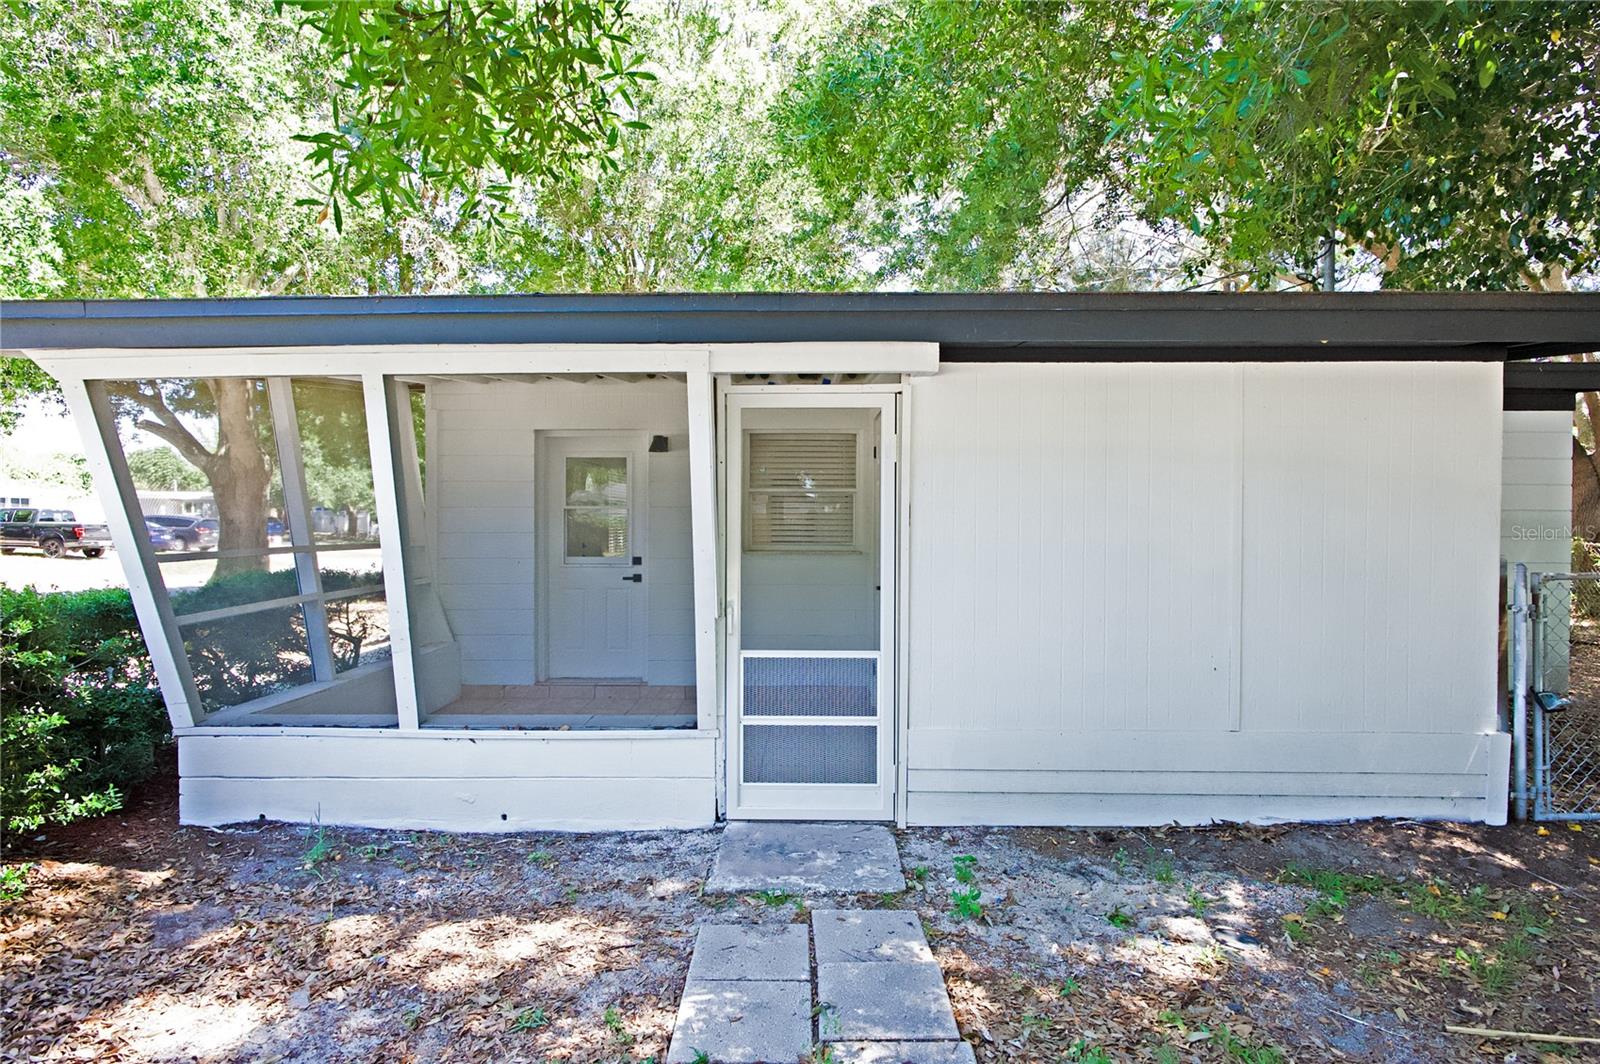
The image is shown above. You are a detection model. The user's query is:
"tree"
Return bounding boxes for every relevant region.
[777,1,1600,292]
[774,1,1127,289]
[1105,1,1600,290]
[290,378,376,531]
[123,447,211,493]
[282,0,654,229]
[106,380,275,573]
[1,0,657,575]
[464,0,859,291]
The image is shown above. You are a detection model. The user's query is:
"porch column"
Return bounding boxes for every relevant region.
[687,362,720,732]
[265,377,337,682]
[363,373,421,729]
[61,377,202,729]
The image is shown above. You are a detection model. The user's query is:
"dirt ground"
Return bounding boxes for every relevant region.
[3,766,1598,1063]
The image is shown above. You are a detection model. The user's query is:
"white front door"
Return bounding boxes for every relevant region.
[542,434,647,680]
[725,393,898,820]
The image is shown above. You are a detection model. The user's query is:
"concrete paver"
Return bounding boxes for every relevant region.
[707,822,906,893]
[665,978,812,1064]
[676,827,969,1062]
[816,961,960,1041]
[812,909,933,964]
[827,1041,978,1064]
[687,923,810,981]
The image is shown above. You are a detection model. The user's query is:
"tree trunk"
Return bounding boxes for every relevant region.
[1574,435,1600,547]
[207,378,273,576]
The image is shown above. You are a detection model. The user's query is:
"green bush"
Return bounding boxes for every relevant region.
[168,568,385,711]
[1,586,168,834]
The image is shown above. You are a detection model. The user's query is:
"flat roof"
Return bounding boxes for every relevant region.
[4,291,1600,361]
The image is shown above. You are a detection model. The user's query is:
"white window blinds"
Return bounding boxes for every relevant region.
[746,431,858,550]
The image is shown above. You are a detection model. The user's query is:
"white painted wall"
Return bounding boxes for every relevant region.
[1501,409,1573,576]
[904,362,1508,825]
[430,378,694,686]
[178,730,716,830]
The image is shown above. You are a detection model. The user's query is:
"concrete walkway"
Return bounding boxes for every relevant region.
[667,911,972,1064]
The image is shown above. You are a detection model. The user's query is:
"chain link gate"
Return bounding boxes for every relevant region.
[1528,571,1600,820]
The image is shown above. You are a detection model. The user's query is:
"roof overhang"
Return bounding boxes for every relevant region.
[5,291,1600,362]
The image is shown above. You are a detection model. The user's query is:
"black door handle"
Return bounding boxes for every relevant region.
[622,573,642,583]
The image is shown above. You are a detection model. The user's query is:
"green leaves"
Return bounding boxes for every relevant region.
[279,0,652,228]
[778,0,1600,290]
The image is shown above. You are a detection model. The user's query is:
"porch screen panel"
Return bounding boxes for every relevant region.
[102,376,394,720]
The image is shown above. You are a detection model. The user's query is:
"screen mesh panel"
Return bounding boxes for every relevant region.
[743,656,875,717]
[742,725,877,784]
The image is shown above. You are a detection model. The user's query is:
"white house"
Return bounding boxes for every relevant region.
[7,292,1599,831]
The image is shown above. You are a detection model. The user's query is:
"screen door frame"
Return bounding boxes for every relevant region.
[723,390,897,820]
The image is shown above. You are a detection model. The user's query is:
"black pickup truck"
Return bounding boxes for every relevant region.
[0,508,113,559]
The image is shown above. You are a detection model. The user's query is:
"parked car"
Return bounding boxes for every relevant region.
[144,514,219,551]
[0,508,113,558]
[143,520,182,551]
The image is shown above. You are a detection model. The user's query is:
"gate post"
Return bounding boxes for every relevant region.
[1511,563,1530,821]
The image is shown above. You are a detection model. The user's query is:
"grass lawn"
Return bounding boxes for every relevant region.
[3,764,1597,1062]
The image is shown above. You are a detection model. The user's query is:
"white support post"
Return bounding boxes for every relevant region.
[62,378,202,729]
[686,360,720,733]
[266,377,337,682]
[363,374,421,730]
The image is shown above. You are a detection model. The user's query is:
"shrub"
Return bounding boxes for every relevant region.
[168,568,386,710]
[1,585,168,834]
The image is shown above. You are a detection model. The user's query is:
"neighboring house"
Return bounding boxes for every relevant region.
[7,293,1600,832]
[0,477,99,518]
[136,489,216,517]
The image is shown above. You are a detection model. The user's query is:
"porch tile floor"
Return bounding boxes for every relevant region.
[428,682,695,729]
[667,912,971,1064]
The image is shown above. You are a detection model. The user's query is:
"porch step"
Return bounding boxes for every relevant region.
[667,913,972,1064]
[706,822,906,894]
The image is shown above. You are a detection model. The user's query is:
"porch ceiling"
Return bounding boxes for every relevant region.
[5,291,1600,361]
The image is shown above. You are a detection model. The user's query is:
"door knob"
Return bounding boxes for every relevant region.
[622,573,642,583]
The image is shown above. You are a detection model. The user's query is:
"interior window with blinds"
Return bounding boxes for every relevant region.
[746,431,859,550]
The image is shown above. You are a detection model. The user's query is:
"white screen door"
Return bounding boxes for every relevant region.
[542,434,647,680]
[725,393,897,820]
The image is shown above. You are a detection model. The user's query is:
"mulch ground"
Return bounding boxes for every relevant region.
[2,761,1598,1063]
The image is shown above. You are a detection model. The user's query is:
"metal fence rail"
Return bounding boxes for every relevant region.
[1528,571,1600,821]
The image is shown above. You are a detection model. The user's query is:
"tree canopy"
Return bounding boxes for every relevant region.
[777,0,1600,291]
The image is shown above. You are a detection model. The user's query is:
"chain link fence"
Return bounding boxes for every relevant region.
[1528,571,1600,820]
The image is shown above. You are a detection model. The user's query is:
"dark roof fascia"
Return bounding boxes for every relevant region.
[1503,361,1600,411]
[3,292,1599,360]
[940,342,1514,362]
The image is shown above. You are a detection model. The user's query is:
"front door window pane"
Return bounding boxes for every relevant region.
[565,507,628,559]
[565,457,628,505]
[564,456,630,560]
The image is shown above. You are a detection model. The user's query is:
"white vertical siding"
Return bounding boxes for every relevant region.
[431,379,693,686]
[1239,364,1501,735]
[904,361,1506,825]
[908,364,1241,736]
[1500,408,1573,576]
